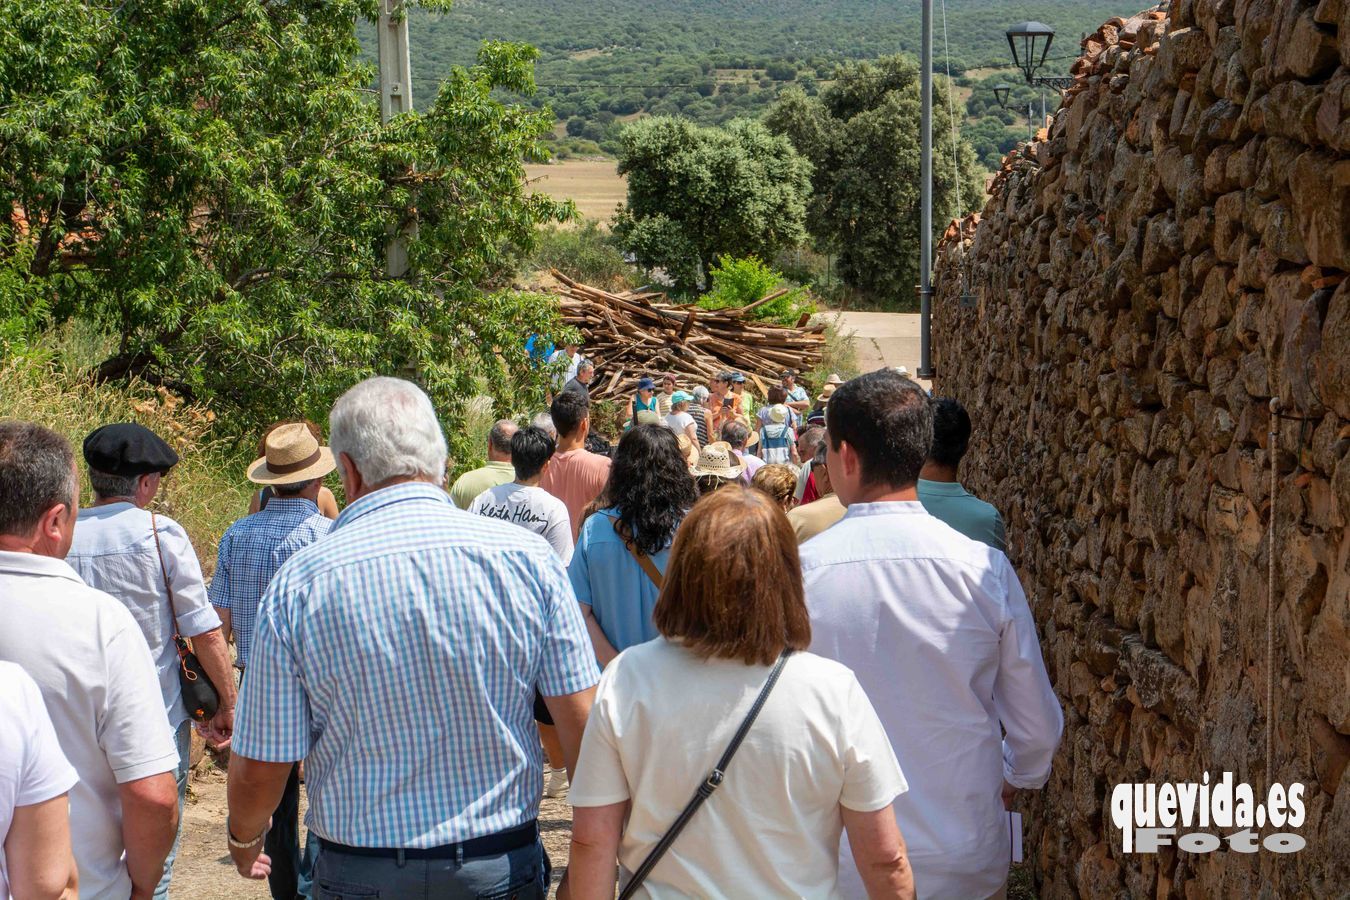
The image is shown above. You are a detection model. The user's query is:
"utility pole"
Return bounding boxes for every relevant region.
[377,0,414,277]
[917,0,934,379]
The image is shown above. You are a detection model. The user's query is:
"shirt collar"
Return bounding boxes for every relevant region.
[840,500,929,520]
[484,461,515,472]
[917,479,970,497]
[0,550,85,583]
[258,495,321,516]
[334,481,450,531]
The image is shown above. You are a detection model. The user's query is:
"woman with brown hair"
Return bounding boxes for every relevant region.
[564,486,915,900]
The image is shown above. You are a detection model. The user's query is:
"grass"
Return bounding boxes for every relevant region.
[1,328,251,573]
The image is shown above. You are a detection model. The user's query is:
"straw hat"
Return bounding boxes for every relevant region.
[825,373,845,386]
[817,383,837,403]
[247,422,336,485]
[635,409,662,426]
[691,442,745,479]
[675,433,699,469]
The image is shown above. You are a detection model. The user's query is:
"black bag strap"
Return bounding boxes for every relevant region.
[618,648,793,900]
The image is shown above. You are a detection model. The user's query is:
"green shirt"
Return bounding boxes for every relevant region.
[449,461,516,510]
[916,479,1006,552]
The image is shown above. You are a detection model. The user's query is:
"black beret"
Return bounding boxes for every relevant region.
[83,423,179,477]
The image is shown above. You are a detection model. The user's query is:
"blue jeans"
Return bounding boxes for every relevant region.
[312,838,550,900]
[152,720,191,899]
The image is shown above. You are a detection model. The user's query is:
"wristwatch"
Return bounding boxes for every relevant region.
[226,818,265,850]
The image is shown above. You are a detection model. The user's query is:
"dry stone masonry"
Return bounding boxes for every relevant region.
[933,1,1348,896]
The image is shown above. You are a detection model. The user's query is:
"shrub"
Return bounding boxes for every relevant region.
[698,255,816,327]
[528,222,638,291]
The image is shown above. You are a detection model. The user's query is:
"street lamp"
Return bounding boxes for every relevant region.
[993,83,1034,143]
[1005,21,1074,127]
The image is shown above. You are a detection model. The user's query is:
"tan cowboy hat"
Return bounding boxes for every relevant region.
[635,409,662,426]
[691,442,745,479]
[817,383,837,404]
[825,373,845,386]
[675,433,699,469]
[247,422,336,485]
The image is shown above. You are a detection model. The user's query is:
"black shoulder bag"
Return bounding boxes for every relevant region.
[617,649,793,900]
[151,513,220,722]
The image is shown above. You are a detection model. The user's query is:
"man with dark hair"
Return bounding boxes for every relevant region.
[469,426,572,564]
[719,419,763,483]
[800,370,1062,900]
[0,423,179,899]
[67,423,236,898]
[449,419,518,509]
[562,358,595,397]
[540,390,611,539]
[918,398,1006,551]
[209,422,336,899]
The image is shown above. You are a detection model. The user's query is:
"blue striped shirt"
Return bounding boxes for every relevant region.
[233,482,600,848]
[208,498,333,668]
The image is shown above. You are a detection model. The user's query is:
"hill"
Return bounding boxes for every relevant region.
[379,0,1121,148]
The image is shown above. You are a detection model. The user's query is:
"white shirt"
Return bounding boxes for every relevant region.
[663,411,694,435]
[0,661,79,898]
[0,552,178,900]
[548,348,580,387]
[67,503,221,726]
[569,638,906,899]
[800,502,1063,900]
[468,482,574,565]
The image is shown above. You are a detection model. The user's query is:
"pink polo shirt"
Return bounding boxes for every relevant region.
[539,449,612,540]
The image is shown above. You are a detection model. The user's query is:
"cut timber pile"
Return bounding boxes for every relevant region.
[552,270,826,401]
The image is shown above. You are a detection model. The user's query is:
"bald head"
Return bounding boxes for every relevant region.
[487,419,518,462]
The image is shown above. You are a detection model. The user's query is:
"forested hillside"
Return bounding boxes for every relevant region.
[379,0,1119,160]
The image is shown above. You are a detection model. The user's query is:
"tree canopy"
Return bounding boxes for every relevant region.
[766,55,982,309]
[612,117,810,293]
[0,0,571,459]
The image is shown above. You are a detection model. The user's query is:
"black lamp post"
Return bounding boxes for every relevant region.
[992,82,1034,143]
[1005,21,1075,93]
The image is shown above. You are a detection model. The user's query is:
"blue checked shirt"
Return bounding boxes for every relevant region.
[232,482,600,848]
[208,498,333,668]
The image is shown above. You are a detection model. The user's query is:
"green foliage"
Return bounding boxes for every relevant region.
[387,1,1106,132]
[0,0,571,465]
[965,116,1022,170]
[699,255,814,327]
[528,222,638,291]
[766,56,983,310]
[612,117,811,293]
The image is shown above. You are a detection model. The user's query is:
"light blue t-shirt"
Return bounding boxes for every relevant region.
[917,479,1007,552]
[568,507,673,653]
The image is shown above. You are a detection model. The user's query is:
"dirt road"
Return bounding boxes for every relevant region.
[821,310,932,390]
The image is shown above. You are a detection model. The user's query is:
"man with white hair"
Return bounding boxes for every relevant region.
[225,377,600,897]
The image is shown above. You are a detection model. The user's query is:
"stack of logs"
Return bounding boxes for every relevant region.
[552,270,826,401]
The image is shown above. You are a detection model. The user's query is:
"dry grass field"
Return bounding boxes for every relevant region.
[525,158,626,223]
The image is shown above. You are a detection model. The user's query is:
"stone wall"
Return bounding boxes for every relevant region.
[932,1,1348,896]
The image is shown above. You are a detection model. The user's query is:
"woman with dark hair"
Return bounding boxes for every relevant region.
[569,425,697,666]
[565,487,915,900]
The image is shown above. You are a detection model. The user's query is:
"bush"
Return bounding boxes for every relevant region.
[528,222,638,291]
[699,255,816,326]
[1,334,251,571]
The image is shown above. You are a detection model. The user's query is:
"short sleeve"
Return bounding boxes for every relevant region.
[567,666,632,807]
[207,529,233,611]
[537,556,601,698]
[233,575,313,762]
[12,670,78,806]
[99,613,179,783]
[567,523,594,608]
[164,519,221,637]
[545,502,575,567]
[839,677,908,812]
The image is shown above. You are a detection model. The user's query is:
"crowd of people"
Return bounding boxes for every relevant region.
[0,357,1061,900]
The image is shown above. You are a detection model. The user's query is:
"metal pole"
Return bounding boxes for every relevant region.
[918,0,934,378]
[1040,84,1046,125]
[1027,100,1034,142]
[378,0,414,277]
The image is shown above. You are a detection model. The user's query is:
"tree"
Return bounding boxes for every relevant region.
[766,55,982,309]
[612,117,810,292]
[0,0,571,461]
